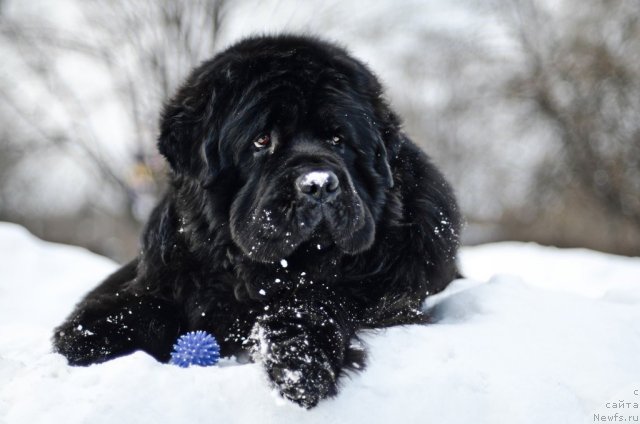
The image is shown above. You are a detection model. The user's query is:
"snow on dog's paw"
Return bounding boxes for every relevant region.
[264,335,336,408]
[248,324,336,408]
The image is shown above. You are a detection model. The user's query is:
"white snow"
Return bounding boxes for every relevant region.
[1,222,639,423]
[300,171,331,188]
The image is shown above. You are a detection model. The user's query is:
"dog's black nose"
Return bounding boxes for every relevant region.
[295,170,340,202]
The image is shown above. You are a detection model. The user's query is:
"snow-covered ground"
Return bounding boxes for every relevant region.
[1,221,639,423]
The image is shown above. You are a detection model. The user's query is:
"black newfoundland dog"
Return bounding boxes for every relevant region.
[53,35,461,408]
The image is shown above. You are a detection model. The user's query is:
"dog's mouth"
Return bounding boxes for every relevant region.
[230,180,375,264]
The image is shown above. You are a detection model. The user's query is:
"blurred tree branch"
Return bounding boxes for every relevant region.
[0,0,227,260]
[499,0,640,252]
[0,0,228,223]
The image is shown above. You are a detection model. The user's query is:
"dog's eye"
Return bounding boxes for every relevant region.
[329,135,342,146]
[254,134,271,149]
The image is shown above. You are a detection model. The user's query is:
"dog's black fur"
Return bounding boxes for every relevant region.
[53,35,461,408]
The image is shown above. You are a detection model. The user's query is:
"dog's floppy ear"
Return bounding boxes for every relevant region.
[373,103,402,189]
[375,140,394,189]
[158,100,200,175]
[158,64,226,180]
[331,51,400,189]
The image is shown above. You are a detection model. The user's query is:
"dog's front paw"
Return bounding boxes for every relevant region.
[53,307,136,365]
[53,295,179,366]
[250,325,337,408]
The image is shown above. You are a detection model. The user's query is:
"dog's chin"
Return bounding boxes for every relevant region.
[231,201,375,264]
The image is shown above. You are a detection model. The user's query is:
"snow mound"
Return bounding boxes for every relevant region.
[1,222,639,423]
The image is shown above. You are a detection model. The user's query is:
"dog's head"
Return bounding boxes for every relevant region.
[158,35,402,263]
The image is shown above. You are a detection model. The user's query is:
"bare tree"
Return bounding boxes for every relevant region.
[385,0,640,254]
[0,0,228,259]
[497,0,640,254]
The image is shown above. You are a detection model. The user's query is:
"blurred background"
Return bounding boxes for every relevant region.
[1,0,639,262]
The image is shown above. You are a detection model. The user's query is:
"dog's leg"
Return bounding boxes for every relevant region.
[248,296,361,408]
[52,260,182,365]
[53,291,181,366]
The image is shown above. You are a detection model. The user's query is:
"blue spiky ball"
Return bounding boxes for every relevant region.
[170,331,220,367]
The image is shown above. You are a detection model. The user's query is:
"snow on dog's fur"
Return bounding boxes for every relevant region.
[53,35,461,408]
